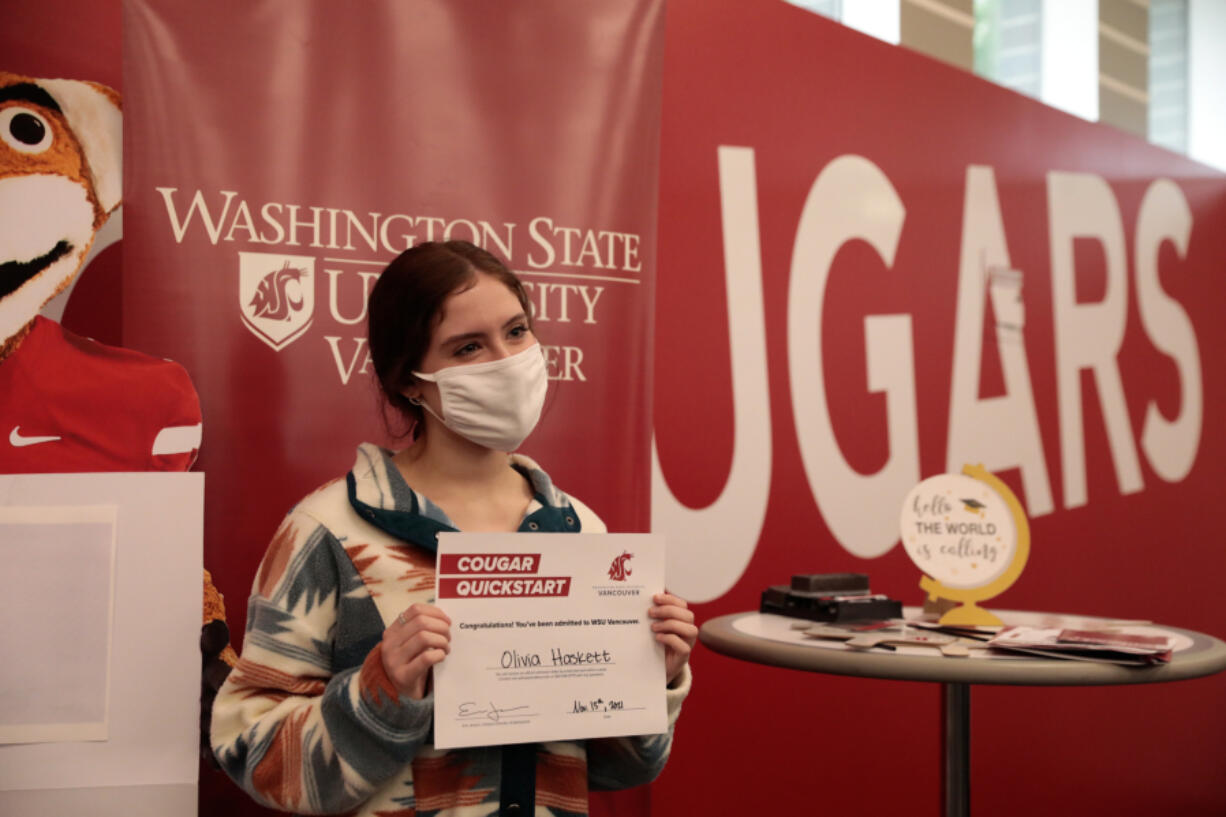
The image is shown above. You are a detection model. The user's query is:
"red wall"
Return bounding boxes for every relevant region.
[650,2,1226,815]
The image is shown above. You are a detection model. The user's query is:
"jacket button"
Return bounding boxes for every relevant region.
[528,521,539,530]
[504,805,522,815]
[565,516,575,526]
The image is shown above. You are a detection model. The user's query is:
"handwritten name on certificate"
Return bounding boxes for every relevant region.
[432,532,668,750]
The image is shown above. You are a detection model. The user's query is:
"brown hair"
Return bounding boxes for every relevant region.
[367,240,533,433]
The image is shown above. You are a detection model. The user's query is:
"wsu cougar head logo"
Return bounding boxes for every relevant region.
[238,252,315,351]
[249,262,307,320]
[607,550,634,582]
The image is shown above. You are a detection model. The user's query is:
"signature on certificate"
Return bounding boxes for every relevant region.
[457,701,531,723]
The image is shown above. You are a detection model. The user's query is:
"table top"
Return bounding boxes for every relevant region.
[699,610,1226,686]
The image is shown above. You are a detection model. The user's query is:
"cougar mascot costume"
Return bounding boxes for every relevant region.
[0,71,234,757]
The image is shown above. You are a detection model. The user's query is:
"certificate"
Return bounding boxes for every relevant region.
[432,532,667,749]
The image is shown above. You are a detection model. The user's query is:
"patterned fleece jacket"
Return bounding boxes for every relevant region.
[211,443,690,816]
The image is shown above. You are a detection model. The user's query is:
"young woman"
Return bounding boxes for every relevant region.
[211,241,696,816]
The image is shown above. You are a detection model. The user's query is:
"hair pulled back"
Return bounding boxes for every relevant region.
[367,240,533,433]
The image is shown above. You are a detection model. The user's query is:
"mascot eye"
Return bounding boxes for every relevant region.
[0,106,54,154]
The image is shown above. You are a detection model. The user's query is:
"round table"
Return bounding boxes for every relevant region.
[699,610,1226,817]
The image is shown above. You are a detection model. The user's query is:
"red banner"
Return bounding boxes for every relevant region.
[123,7,662,812]
[123,0,663,634]
[651,2,1226,816]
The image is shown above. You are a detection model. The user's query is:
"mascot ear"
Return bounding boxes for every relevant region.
[37,79,123,215]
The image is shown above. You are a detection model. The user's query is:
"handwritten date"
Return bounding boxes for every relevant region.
[571,697,625,714]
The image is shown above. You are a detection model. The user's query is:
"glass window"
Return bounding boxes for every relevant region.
[1149,0,1189,153]
[974,0,1043,99]
[784,0,900,44]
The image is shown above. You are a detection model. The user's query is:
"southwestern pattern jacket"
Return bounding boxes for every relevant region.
[211,444,690,816]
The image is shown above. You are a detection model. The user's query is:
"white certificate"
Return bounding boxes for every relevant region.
[432,532,667,750]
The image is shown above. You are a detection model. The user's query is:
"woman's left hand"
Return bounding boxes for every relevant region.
[649,592,698,686]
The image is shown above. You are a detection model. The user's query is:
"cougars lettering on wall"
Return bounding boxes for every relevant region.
[651,2,1226,816]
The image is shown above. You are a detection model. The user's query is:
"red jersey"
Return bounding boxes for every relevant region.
[0,317,201,473]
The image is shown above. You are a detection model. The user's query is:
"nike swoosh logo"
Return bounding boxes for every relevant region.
[10,426,62,447]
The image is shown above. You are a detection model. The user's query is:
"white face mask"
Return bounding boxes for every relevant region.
[411,343,548,451]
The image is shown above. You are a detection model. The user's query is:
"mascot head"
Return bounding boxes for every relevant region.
[0,71,121,358]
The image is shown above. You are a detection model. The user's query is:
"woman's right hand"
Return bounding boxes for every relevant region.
[381,603,452,700]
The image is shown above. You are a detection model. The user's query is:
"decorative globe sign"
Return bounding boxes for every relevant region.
[899,464,1030,626]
